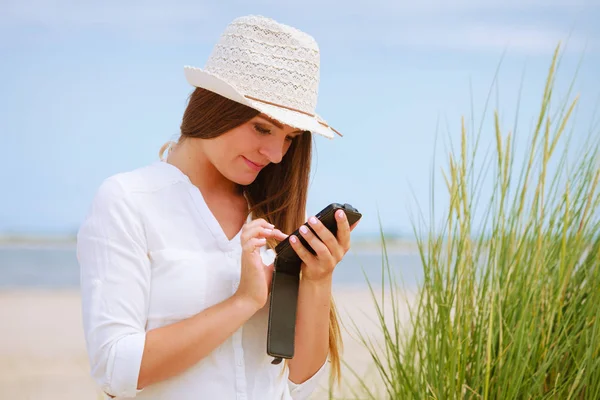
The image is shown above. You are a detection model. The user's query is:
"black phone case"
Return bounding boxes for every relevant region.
[267,203,362,364]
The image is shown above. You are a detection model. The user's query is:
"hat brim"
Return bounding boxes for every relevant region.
[184,66,335,139]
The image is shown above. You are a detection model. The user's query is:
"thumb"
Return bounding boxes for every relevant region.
[265,262,274,275]
[265,263,275,291]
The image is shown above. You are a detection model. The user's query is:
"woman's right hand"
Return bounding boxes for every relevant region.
[235,218,287,311]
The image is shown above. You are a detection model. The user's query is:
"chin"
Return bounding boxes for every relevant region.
[231,172,259,186]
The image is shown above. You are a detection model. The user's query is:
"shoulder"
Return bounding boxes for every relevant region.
[79,162,174,237]
[105,161,184,194]
[96,161,184,199]
[87,161,183,216]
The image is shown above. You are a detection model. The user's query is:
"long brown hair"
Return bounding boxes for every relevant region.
[160,87,343,386]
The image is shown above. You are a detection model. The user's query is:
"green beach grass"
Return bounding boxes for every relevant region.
[346,44,600,399]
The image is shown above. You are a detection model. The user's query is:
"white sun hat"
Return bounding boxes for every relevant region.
[183,15,342,139]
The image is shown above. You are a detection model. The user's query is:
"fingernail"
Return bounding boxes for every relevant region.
[299,225,308,234]
[290,235,297,243]
[337,210,345,220]
[309,217,318,225]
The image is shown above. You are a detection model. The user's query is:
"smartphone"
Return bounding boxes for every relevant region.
[274,203,362,274]
[267,202,362,363]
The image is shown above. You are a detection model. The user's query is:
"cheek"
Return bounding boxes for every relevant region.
[205,141,233,165]
[206,129,260,168]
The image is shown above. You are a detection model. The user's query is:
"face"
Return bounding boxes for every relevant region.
[201,114,305,186]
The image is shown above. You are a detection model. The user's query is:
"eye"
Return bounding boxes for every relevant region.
[253,124,271,135]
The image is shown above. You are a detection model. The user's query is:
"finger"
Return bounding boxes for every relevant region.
[298,225,332,260]
[335,210,352,252]
[289,235,317,264]
[242,237,267,253]
[256,228,288,241]
[306,216,343,260]
[241,226,287,246]
[251,218,275,229]
[271,229,289,241]
[242,218,274,235]
[241,223,277,243]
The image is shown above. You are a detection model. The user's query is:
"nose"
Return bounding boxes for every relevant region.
[259,137,287,164]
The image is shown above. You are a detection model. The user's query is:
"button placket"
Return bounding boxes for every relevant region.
[232,330,247,399]
[230,248,241,294]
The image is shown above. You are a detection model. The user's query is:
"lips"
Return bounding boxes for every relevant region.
[243,156,266,171]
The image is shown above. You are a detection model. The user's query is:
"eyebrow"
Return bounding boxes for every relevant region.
[256,115,303,135]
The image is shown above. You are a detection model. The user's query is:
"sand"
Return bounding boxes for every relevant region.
[0,287,416,400]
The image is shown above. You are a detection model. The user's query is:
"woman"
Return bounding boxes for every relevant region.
[78,15,358,400]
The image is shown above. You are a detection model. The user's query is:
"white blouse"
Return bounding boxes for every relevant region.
[77,160,327,400]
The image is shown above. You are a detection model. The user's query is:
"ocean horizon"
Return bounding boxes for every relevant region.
[0,243,423,290]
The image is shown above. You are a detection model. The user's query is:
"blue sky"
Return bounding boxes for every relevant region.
[1,1,599,238]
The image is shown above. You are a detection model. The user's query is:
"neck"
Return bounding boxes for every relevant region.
[166,138,241,197]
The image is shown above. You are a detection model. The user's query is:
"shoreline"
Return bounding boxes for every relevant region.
[0,237,420,253]
[0,243,420,257]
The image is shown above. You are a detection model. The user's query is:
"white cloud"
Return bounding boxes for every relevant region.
[377,24,592,54]
[1,0,597,53]
[3,0,214,27]
[249,0,595,15]
[1,0,223,43]
[448,25,590,54]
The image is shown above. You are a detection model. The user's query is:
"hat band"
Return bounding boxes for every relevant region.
[244,95,342,137]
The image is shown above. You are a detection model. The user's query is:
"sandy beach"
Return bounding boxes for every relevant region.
[0,287,415,400]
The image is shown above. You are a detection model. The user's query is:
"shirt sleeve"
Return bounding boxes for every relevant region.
[287,359,329,400]
[77,177,150,398]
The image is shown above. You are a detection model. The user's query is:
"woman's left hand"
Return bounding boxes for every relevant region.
[290,210,360,282]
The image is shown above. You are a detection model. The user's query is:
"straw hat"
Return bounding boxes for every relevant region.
[183,15,341,139]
